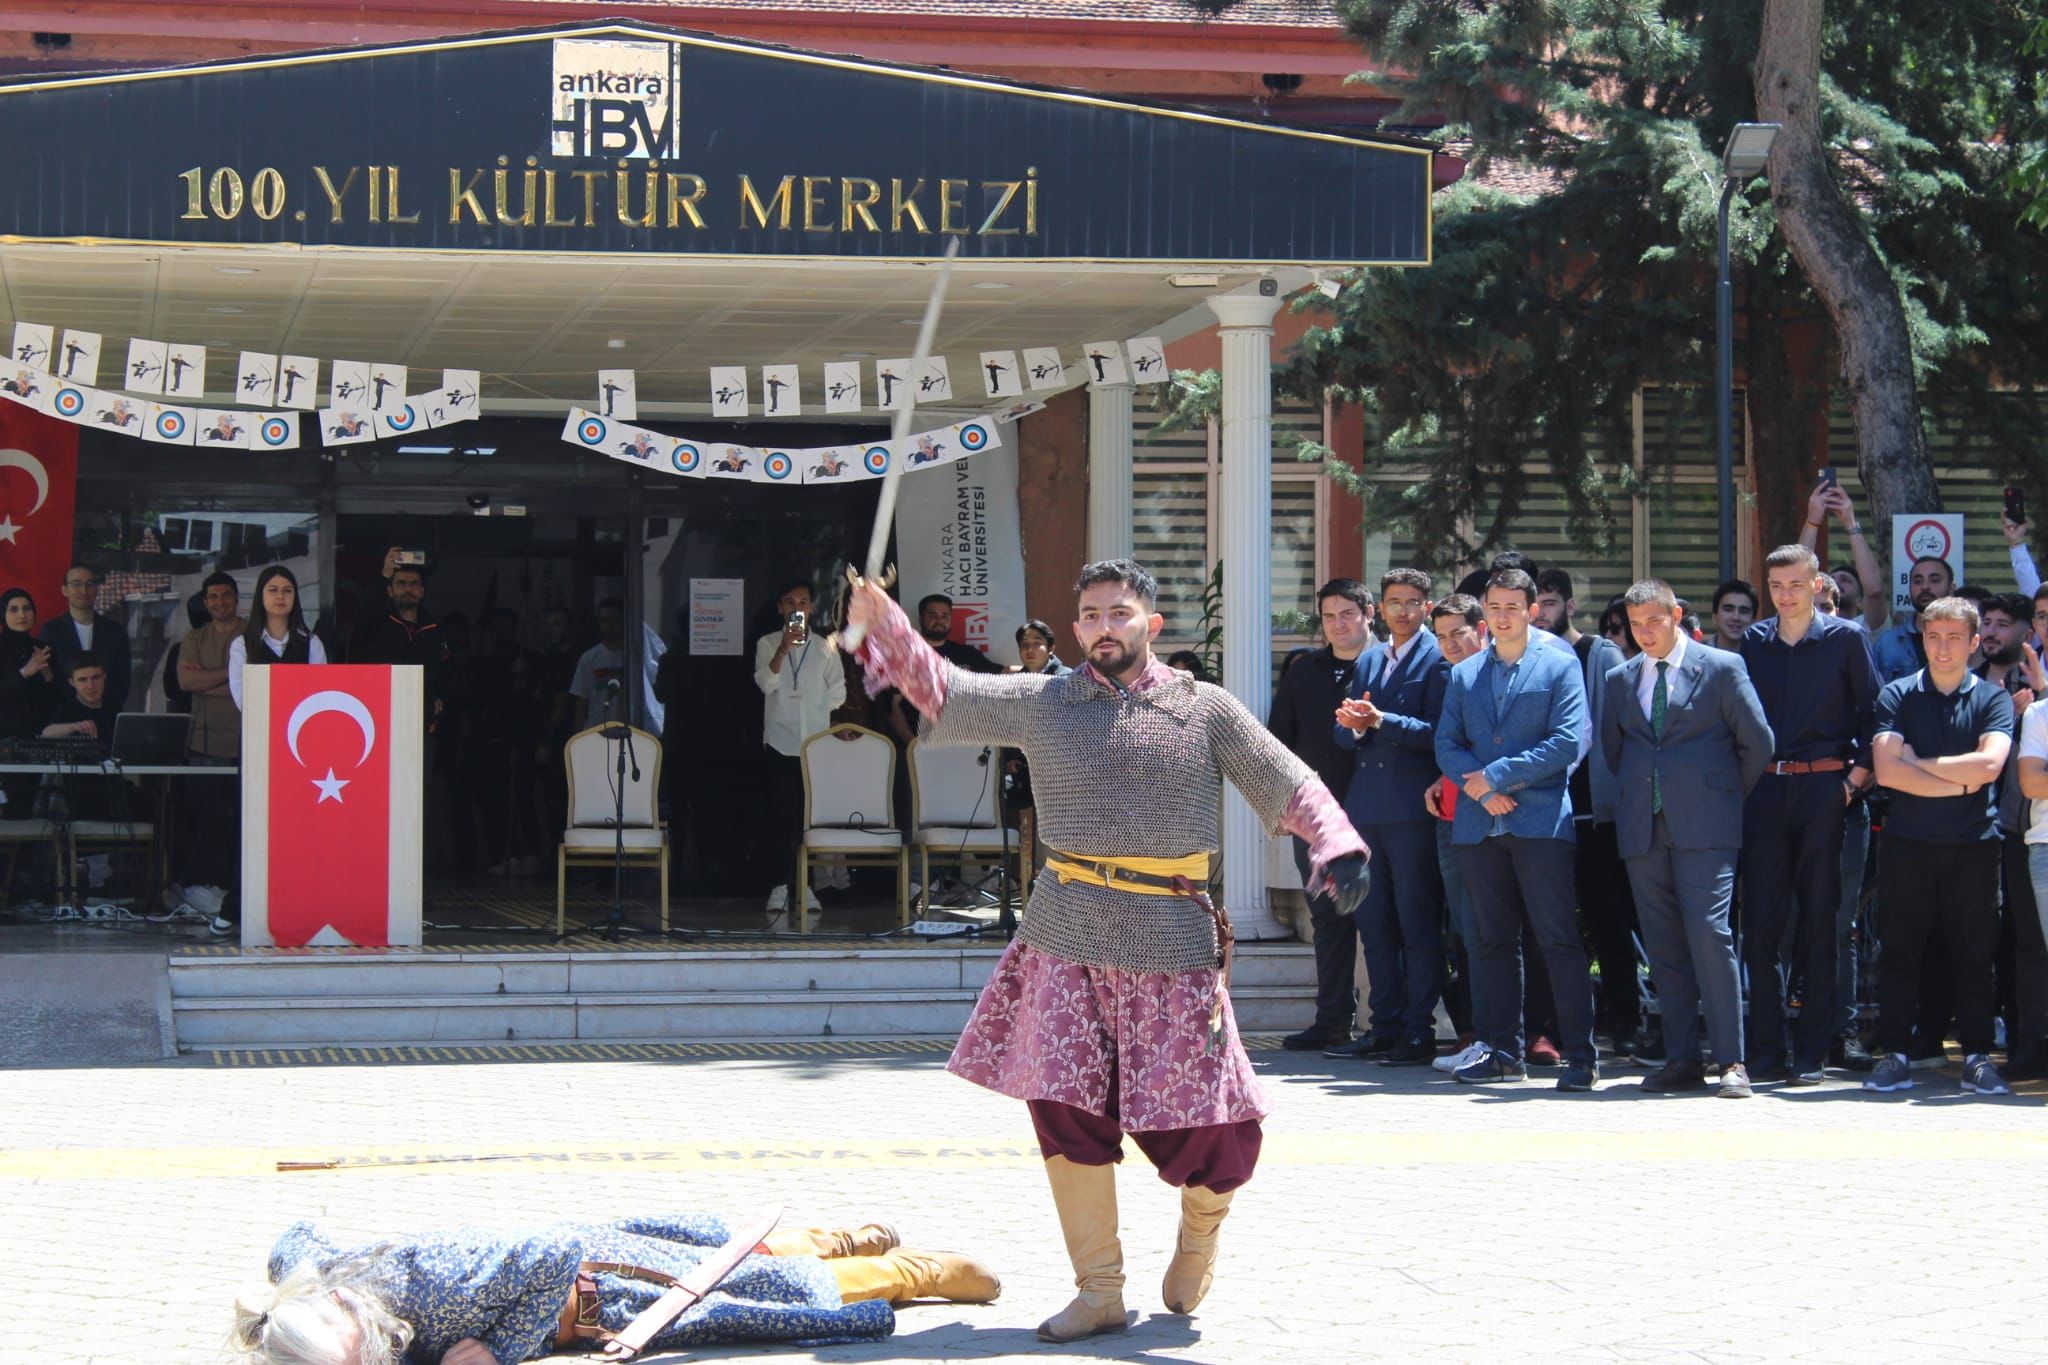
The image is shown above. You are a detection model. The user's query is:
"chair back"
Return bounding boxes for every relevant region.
[801,725,895,829]
[910,739,1001,829]
[565,724,662,829]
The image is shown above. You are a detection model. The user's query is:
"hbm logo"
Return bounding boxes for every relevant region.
[551,39,682,160]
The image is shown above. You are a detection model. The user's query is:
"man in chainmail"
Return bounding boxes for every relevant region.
[841,558,1369,1341]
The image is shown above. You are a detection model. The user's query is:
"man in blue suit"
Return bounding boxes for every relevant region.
[1435,568,1598,1090]
[1603,579,1775,1098]
[1330,567,1452,1065]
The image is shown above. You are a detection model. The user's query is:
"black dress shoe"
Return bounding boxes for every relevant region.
[1324,1033,1397,1060]
[1829,1035,1877,1073]
[1639,1060,1708,1093]
[1380,1037,1436,1067]
[2004,1047,2048,1082]
[1283,1026,1348,1052]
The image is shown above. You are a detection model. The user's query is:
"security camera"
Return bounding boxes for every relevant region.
[465,491,490,510]
[1257,277,1279,297]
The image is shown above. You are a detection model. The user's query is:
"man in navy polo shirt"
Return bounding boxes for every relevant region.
[1867,596,2015,1096]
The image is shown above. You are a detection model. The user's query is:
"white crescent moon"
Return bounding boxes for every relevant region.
[285,690,377,768]
[0,448,49,515]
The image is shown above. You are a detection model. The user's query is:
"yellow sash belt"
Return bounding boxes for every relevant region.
[1045,850,1210,896]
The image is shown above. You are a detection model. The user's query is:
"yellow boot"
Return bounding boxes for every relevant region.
[829,1249,1001,1305]
[1160,1185,1234,1314]
[762,1224,901,1259]
[1035,1156,1128,1342]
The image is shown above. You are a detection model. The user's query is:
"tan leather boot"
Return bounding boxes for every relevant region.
[829,1249,1001,1305]
[762,1224,900,1259]
[1035,1156,1128,1342]
[1160,1185,1234,1314]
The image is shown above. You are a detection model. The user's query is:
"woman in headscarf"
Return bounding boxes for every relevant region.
[0,587,58,815]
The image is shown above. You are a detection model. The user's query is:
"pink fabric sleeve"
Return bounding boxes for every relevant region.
[1281,777,1368,898]
[849,591,951,722]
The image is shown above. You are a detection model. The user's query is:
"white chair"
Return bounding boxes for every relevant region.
[796,724,906,933]
[909,739,1023,913]
[556,723,668,936]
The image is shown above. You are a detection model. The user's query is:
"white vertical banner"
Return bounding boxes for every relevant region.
[894,426,1028,667]
[1891,513,1966,616]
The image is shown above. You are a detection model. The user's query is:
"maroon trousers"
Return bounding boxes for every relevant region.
[1028,1099,1261,1193]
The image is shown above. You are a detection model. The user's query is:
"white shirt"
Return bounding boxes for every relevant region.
[754,631,847,758]
[1387,633,1420,668]
[226,630,329,709]
[2019,703,2048,844]
[568,643,626,730]
[1637,634,1689,721]
[74,619,94,652]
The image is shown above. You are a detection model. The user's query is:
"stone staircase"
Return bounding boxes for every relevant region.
[166,942,1319,1049]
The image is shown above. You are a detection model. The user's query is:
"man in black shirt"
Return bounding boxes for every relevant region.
[42,651,113,755]
[1866,596,2014,1096]
[1739,544,1880,1083]
[350,548,451,720]
[914,594,1007,675]
[1269,577,1377,1050]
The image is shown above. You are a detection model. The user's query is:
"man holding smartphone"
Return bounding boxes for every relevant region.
[755,578,846,917]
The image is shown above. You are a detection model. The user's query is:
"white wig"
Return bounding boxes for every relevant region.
[229,1256,413,1365]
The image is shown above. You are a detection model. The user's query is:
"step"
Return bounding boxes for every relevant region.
[170,983,1317,1048]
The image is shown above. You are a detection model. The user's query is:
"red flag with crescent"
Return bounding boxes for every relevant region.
[264,665,396,947]
[0,403,79,625]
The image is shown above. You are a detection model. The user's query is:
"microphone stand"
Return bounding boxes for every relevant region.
[600,683,638,943]
[991,746,1016,936]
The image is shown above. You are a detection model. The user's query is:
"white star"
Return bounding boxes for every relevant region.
[0,516,18,544]
[311,767,350,804]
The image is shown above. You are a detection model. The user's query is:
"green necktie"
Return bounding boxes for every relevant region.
[1651,660,1669,814]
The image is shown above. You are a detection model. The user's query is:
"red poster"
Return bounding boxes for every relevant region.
[265,665,395,947]
[0,402,79,624]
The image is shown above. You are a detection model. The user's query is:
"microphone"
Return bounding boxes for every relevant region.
[602,677,622,697]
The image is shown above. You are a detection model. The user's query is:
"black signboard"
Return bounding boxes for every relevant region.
[0,21,1431,265]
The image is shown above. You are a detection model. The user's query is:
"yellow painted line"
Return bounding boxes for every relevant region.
[7,1130,2048,1181]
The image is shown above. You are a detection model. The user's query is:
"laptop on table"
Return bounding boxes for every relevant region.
[110,713,192,767]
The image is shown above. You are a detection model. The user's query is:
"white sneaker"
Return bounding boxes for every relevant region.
[1434,1041,1486,1074]
[765,884,790,913]
[207,915,235,938]
[803,887,822,912]
[184,885,225,916]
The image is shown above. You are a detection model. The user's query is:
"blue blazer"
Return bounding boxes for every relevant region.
[1435,640,1586,845]
[1333,631,1450,825]
[1599,645,1775,859]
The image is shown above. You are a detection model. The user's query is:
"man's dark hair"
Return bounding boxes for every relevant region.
[1016,618,1055,646]
[1074,558,1158,607]
[1430,594,1482,628]
[67,649,105,679]
[917,593,953,614]
[1910,555,1956,583]
[1955,582,1991,605]
[1378,568,1431,596]
[1983,592,2032,625]
[63,562,95,581]
[201,571,237,595]
[1452,567,1490,599]
[1483,568,1537,606]
[1164,649,1211,681]
[1489,550,1539,579]
[596,596,624,614]
[1535,568,1575,602]
[1316,577,1373,614]
[1711,578,1757,612]
[774,578,813,603]
[1623,578,1679,610]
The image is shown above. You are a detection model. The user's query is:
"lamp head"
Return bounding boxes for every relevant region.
[1722,122,1782,179]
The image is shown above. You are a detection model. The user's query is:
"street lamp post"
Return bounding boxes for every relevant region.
[1715,121,1782,583]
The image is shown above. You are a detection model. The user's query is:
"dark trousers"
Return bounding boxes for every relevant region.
[2002,833,2048,1058]
[1876,834,2001,1057]
[1575,819,1640,1038]
[472,739,538,865]
[1836,799,1871,1035]
[179,755,240,895]
[1624,817,1744,1066]
[767,750,804,887]
[1292,836,1357,1035]
[1458,834,1596,1066]
[1351,819,1444,1044]
[1434,821,1473,1034]
[1740,772,1846,1071]
[1028,1100,1262,1194]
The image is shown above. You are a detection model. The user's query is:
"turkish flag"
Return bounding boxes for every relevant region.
[0,402,79,624]
[243,664,424,947]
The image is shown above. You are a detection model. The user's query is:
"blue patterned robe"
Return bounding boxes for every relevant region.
[267,1214,895,1363]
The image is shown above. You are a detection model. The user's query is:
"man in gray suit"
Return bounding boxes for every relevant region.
[1601,579,1775,1098]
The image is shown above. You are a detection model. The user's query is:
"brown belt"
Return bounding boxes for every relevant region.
[1767,758,1849,776]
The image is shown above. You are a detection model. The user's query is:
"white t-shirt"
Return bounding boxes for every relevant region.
[2018,703,2048,844]
[753,630,848,758]
[569,643,626,730]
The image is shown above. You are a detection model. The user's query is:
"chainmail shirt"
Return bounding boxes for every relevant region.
[927,663,1313,973]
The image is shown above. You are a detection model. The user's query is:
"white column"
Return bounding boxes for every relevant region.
[1208,290,1289,938]
[1087,384,1134,561]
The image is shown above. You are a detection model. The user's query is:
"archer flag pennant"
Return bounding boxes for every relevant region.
[760,364,800,417]
[194,408,252,449]
[320,405,377,447]
[1123,336,1167,382]
[53,331,100,386]
[277,355,319,410]
[702,442,765,481]
[368,364,406,412]
[85,392,144,436]
[330,360,369,409]
[800,445,864,485]
[10,323,53,373]
[0,366,52,413]
[412,388,453,429]
[1082,342,1128,386]
[708,366,748,419]
[236,352,279,405]
[439,369,479,422]
[915,357,953,404]
[597,369,637,421]
[821,361,862,414]
[1022,347,1066,390]
[373,397,427,440]
[165,344,208,400]
[979,351,1022,399]
[47,380,92,423]
[874,358,913,412]
[142,402,197,446]
[251,411,301,451]
[125,339,168,395]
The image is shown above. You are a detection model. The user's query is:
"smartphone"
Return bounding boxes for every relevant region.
[2006,486,2027,525]
[1816,466,1838,488]
[788,609,809,645]
[393,549,427,566]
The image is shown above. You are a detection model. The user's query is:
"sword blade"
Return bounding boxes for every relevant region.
[864,238,962,579]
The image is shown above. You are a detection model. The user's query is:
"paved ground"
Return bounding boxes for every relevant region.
[6,1042,2048,1364]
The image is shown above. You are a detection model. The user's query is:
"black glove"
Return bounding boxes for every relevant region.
[1326,852,1371,918]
